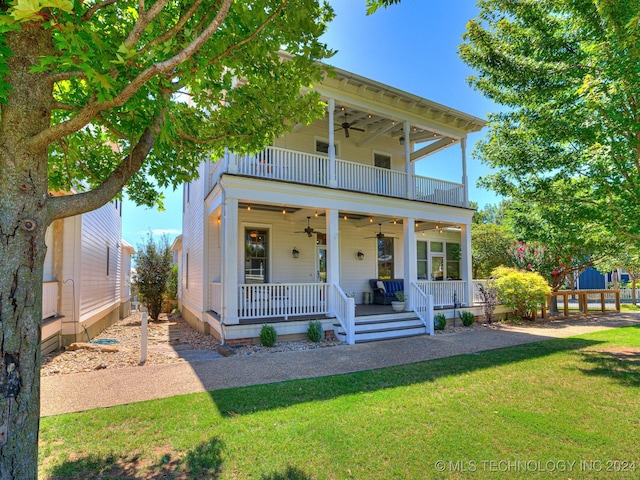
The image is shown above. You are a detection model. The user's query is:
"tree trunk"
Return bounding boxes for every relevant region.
[0,27,54,479]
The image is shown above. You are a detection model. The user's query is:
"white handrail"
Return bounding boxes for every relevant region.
[417,280,467,307]
[411,281,434,335]
[212,146,464,207]
[238,283,328,319]
[332,284,355,344]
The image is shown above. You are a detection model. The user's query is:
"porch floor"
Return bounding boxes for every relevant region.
[209,303,472,326]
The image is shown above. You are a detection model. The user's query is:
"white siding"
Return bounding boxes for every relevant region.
[181,163,206,310]
[78,201,122,321]
[43,224,55,282]
[60,215,80,322]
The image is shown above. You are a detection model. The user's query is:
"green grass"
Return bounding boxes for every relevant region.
[620,303,640,312]
[39,326,640,479]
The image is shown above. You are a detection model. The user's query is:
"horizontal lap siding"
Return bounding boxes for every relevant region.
[79,202,121,321]
[182,164,205,309]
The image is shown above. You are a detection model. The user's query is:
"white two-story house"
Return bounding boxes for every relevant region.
[178,64,485,345]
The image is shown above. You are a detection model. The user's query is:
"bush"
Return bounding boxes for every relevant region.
[260,324,277,347]
[133,234,172,321]
[477,282,498,324]
[307,320,323,342]
[459,311,475,327]
[491,266,551,320]
[434,313,447,330]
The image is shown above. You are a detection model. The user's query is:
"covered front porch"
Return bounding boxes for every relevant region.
[203,188,475,343]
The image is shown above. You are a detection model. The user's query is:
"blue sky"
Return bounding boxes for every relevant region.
[121,0,501,249]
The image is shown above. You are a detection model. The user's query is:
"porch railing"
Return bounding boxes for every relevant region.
[336,160,406,198]
[238,283,329,320]
[333,284,355,344]
[42,281,58,320]
[417,280,467,307]
[414,176,464,206]
[410,281,434,335]
[208,147,465,207]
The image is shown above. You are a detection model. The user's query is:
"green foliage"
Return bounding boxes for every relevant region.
[459,311,475,327]
[492,267,551,320]
[307,320,323,343]
[133,235,172,321]
[259,324,277,347]
[394,291,405,302]
[165,264,179,302]
[471,222,516,278]
[460,0,640,240]
[433,313,447,331]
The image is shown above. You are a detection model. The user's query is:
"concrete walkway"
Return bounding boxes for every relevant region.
[40,313,640,417]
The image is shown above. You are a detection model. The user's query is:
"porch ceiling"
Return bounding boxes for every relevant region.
[237,203,461,231]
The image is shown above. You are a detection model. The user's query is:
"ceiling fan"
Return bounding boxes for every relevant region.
[365,224,386,240]
[335,112,365,138]
[294,217,315,237]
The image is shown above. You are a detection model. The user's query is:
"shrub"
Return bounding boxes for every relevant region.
[491,266,551,320]
[459,311,475,327]
[133,234,172,321]
[434,313,447,330]
[307,320,323,342]
[394,290,405,302]
[477,282,498,324]
[260,324,277,347]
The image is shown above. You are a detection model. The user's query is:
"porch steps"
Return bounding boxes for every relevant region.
[333,312,426,343]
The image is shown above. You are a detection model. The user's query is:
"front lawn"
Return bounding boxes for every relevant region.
[39,326,640,479]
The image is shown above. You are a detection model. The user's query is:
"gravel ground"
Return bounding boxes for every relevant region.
[41,311,345,376]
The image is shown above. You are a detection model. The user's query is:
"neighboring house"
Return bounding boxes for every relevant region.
[178,63,486,345]
[577,266,630,290]
[42,196,131,354]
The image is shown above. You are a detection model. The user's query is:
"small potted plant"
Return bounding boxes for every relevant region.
[391,290,406,312]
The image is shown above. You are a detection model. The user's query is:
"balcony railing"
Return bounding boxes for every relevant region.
[208,147,465,208]
[238,283,329,320]
[417,280,467,307]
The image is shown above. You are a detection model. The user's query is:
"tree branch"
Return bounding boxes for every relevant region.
[124,0,171,50]
[28,0,233,151]
[200,0,289,73]
[146,0,206,49]
[49,70,85,83]
[81,0,118,22]
[46,111,164,222]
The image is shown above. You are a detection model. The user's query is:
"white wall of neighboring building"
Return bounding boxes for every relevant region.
[180,163,206,321]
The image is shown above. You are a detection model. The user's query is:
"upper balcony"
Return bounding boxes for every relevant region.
[207,146,466,208]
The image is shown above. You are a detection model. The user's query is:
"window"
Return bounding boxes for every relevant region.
[417,241,428,280]
[245,229,268,283]
[185,252,189,289]
[446,243,461,280]
[374,152,391,169]
[315,139,339,157]
[106,246,110,276]
[377,237,394,279]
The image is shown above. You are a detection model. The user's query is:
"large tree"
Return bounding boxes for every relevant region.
[0,0,335,476]
[459,0,640,238]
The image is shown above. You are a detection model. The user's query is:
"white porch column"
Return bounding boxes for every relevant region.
[461,138,469,208]
[404,121,414,200]
[460,223,473,306]
[328,98,337,188]
[403,217,417,311]
[221,196,239,324]
[326,208,340,316]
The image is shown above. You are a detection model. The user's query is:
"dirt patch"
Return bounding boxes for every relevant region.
[587,347,640,362]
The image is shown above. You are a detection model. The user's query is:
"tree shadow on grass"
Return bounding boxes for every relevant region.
[46,437,223,479]
[577,347,640,387]
[205,336,604,417]
[260,465,313,480]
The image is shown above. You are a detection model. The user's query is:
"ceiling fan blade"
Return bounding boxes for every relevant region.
[344,128,349,138]
[351,127,365,132]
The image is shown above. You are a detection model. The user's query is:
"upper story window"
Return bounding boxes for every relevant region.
[374,152,391,169]
[315,138,339,157]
